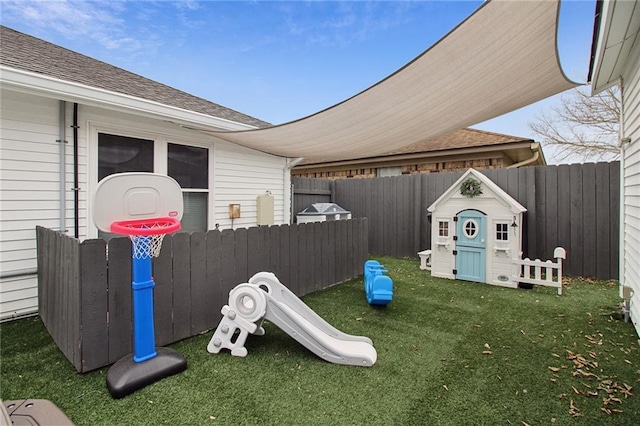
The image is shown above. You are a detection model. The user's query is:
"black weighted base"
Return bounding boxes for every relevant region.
[106,347,187,399]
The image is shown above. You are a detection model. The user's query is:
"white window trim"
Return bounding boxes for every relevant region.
[87,121,214,238]
[495,221,510,242]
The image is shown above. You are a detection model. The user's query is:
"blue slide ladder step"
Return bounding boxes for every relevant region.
[364,260,394,306]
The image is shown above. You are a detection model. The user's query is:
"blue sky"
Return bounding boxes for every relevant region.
[1,0,597,161]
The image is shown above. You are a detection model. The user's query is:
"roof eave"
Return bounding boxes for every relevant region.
[0,65,259,132]
[295,140,536,169]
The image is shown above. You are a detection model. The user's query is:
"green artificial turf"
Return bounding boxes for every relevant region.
[1,257,638,425]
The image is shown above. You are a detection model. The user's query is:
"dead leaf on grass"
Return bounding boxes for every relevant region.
[549,366,561,372]
[569,399,582,417]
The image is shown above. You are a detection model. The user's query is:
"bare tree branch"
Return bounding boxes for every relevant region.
[528,86,620,162]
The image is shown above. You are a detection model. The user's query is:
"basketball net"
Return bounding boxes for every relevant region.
[111,218,181,259]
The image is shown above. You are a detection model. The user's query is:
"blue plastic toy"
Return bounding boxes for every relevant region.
[364,260,393,305]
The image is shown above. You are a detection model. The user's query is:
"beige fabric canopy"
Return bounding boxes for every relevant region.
[205,0,577,162]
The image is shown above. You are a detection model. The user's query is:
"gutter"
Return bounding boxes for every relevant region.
[58,101,67,233]
[72,103,79,238]
[507,143,543,169]
[285,157,305,224]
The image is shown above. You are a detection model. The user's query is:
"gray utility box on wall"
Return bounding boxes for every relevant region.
[297,203,351,224]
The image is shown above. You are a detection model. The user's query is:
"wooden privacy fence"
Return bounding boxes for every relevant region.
[293,162,620,279]
[36,219,368,373]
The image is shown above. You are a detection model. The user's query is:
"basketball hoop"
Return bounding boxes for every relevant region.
[111,217,181,259]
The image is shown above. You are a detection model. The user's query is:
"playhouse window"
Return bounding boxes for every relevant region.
[463,219,478,239]
[496,223,509,241]
[438,221,449,237]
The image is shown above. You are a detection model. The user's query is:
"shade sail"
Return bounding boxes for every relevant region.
[204,0,577,162]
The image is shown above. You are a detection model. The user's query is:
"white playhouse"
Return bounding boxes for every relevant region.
[426,169,526,288]
[420,168,566,294]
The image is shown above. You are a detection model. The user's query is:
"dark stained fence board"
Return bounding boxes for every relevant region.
[525,167,538,258]
[172,233,192,341]
[269,226,282,280]
[288,224,300,295]
[277,225,291,286]
[207,230,223,328]
[582,163,597,277]
[596,162,611,278]
[298,224,310,296]
[313,223,323,288]
[320,221,330,286]
[220,229,237,308]
[66,235,81,369]
[153,238,173,347]
[569,165,584,276]
[544,165,559,258]
[556,165,572,259]
[189,231,207,335]
[234,228,249,286]
[106,237,132,366]
[609,164,620,279]
[80,238,110,372]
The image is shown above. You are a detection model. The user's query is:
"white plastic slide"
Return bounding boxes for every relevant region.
[207,272,377,367]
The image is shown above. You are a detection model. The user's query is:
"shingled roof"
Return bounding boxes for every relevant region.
[0,26,271,129]
[298,127,534,165]
[383,128,531,155]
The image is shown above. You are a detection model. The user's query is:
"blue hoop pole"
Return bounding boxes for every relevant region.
[131,236,157,363]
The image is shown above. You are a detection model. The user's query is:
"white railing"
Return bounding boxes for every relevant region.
[512,247,566,295]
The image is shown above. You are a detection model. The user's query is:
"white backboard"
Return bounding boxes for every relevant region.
[93,173,184,232]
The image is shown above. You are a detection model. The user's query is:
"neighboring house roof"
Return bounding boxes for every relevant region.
[295,128,544,168]
[0,26,271,129]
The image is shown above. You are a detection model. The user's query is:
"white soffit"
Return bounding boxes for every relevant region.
[590,0,640,93]
[203,0,577,161]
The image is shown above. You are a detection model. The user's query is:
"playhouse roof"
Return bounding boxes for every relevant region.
[427,168,526,214]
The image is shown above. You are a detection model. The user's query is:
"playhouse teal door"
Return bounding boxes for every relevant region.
[455,210,486,283]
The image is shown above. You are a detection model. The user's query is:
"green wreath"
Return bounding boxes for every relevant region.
[460,177,482,198]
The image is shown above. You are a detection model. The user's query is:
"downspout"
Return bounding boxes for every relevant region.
[58,101,67,233]
[617,78,627,302]
[285,157,305,224]
[506,143,541,168]
[72,103,79,238]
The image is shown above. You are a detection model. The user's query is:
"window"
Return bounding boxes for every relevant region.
[463,219,478,239]
[98,133,153,180]
[496,223,509,241]
[168,143,209,233]
[96,132,210,236]
[438,221,449,237]
[377,166,402,177]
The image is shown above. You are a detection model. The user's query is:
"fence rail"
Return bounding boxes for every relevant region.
[293,162,620,279]
[37,219,368,373]
[513,247,566,295]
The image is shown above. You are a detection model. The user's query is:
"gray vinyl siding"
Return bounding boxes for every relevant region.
[622,42,640,337]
